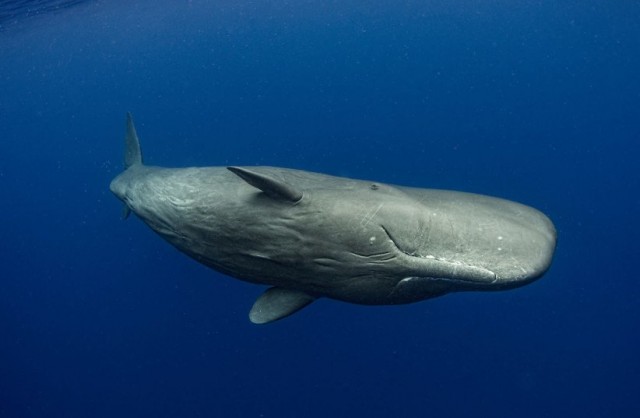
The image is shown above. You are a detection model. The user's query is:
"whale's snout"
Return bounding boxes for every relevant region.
[110,174,127,202]
[109,171,137,219]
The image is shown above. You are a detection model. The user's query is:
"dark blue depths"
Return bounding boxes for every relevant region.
[0,1,638,417]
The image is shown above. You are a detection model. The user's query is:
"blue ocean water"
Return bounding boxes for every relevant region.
[1,1,638,417]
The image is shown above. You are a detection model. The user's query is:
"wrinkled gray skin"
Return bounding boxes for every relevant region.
[111,114,556,324]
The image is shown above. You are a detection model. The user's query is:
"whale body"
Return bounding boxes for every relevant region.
[110,114,556,324]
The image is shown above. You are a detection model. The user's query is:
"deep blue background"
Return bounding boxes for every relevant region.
[1,1,638,417]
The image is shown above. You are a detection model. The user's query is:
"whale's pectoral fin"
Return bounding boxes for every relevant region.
[121,205,131,220]
[249,287,315,324]
[227,166,303,202]
[124,112,143,169]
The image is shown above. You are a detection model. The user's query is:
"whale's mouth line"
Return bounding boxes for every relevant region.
[380,224,498,284]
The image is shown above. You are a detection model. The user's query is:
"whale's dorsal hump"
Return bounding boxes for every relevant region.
[249,287,315,324]
[227,166,303,202]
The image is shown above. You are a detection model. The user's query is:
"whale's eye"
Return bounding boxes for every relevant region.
[370,183,379,191]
